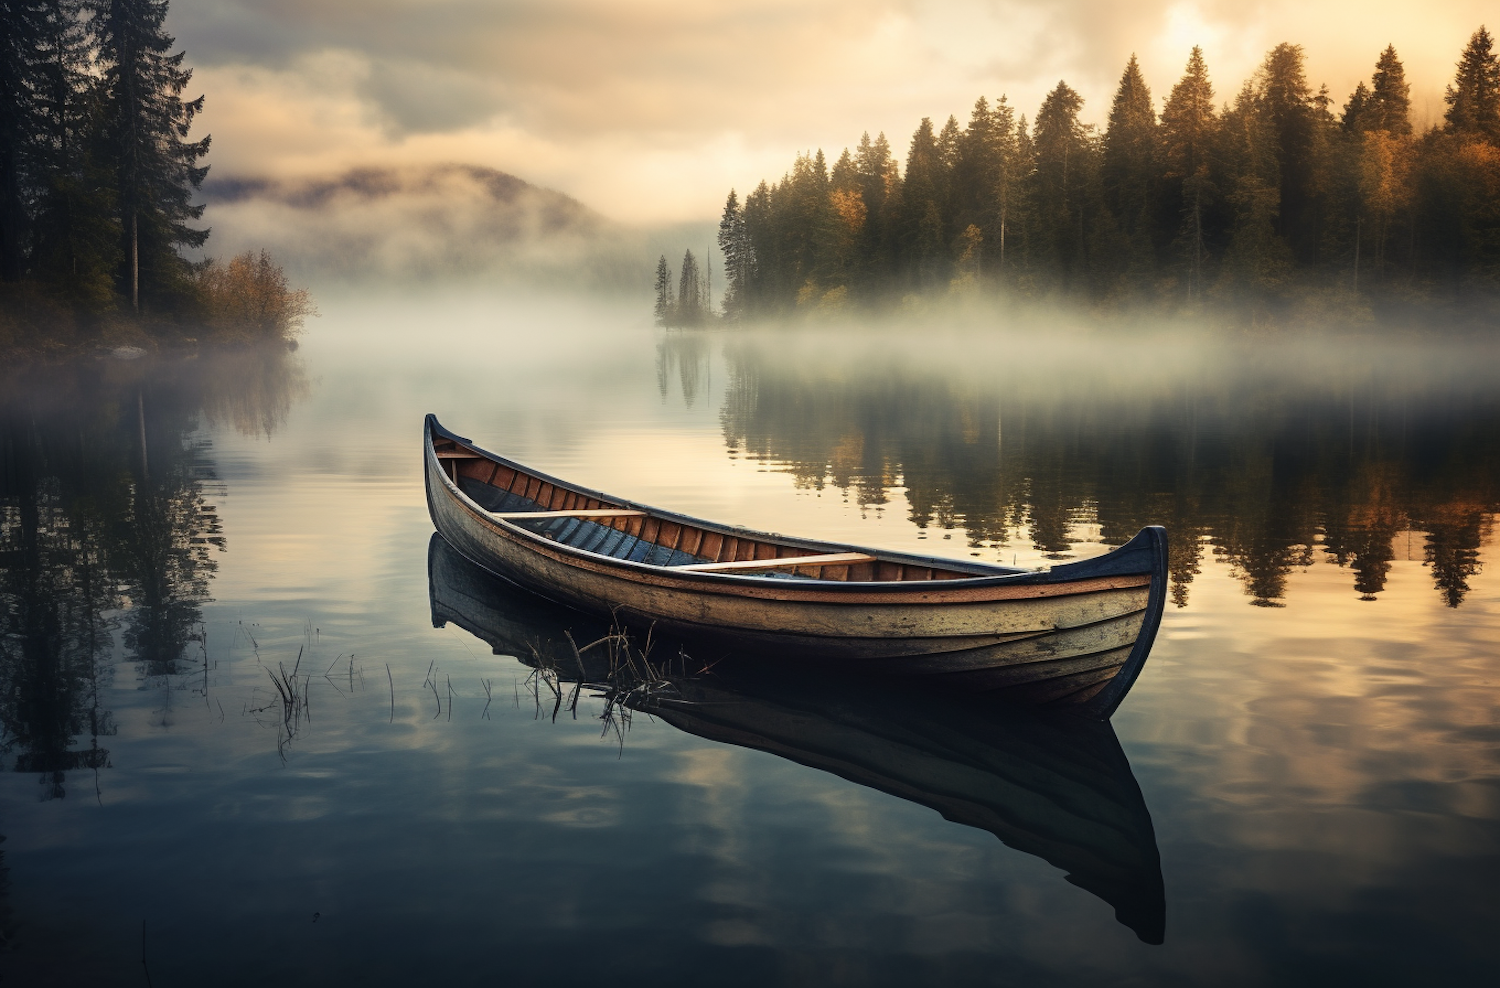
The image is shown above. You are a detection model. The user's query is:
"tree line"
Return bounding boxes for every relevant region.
[0,0,309,348]
[713,30,1500,323]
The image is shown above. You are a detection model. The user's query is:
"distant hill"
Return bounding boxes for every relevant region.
[202,164,651,290]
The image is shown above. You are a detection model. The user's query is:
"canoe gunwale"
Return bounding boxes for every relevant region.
[425,414,1150,594]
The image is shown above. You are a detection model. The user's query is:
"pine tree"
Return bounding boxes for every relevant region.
[1342,82,1374,133]
[741,180,775,314]
[952,97,996,242]
[1102,55,1157,253]
[1256,43,1319,261]
[853,131,899,291]
[1342,47,1414,292]
[826,148,865,290]
[797,148,836,292]
[1160,47,1218,299]
[993,101,1025,274]
[1216,81,1293,305]
[94,0,210,313]
[1030,81,1093,285]
[716,189,751,322]
[1444,27,1500,139]
[0,0,47,280]
[935,114,961,235]
[677,249,702,326]
[1370,45,1412,135]
[31,0,119,309]
[654,254,675,326]
[900,118,946,286]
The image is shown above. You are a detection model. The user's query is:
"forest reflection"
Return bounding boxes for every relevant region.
[0,348,308,798]
[697,333,1500,609]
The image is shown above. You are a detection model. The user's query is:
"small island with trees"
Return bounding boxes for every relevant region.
[681,29,1500,328]
[1,0,312,355]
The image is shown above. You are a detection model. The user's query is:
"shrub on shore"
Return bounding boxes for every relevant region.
[193,250,317,344]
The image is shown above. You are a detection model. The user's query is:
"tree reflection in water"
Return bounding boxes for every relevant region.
[712,336,1499,608]
[0,347,308,798]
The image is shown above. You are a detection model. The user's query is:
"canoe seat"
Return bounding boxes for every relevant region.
[677,552,877,573]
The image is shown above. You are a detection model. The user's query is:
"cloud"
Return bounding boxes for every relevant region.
[175,1,1500,223]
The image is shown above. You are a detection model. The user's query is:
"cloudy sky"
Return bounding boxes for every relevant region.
[176,0,1496,225]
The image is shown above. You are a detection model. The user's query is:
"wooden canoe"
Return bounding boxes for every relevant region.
[424,414,1168,718]
[426,532,1166,943]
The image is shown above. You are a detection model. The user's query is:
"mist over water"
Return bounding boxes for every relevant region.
[2,286,1498,985]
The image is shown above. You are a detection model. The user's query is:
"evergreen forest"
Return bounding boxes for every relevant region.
[710,31,1500,325]
[0,0,310,351]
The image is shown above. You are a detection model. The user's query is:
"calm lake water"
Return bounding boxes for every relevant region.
[3,291,1499,986]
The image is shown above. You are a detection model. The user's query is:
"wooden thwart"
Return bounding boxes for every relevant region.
[491,509,648,521]
[677,552,877,573]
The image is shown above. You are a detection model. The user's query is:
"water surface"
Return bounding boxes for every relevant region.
[2,293,1498,986]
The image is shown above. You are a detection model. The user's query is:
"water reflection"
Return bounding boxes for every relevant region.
[715,337,1500,608]
[427,533,1167,943]
[656,331,712,408]
[0,348,308,796]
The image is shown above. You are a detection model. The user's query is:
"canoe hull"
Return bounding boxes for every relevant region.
[423,415,1167,717]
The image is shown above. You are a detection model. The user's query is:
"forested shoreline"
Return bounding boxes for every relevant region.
[0,0,311,354]
[709,30,1500,326]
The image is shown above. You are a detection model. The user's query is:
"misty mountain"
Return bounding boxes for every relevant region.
[202,164,670,291]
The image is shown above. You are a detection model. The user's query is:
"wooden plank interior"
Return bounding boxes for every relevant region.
[493,466,516,490]
[716,535,735,562]
[681,528,704,557]
[640,518,661,544]
[659,522,682,550]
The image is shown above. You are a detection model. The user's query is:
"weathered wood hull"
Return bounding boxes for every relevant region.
[424,414,1167,717]
[426,532,1166,944]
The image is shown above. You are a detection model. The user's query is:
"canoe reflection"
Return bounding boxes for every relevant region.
[427,533,1166,944]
